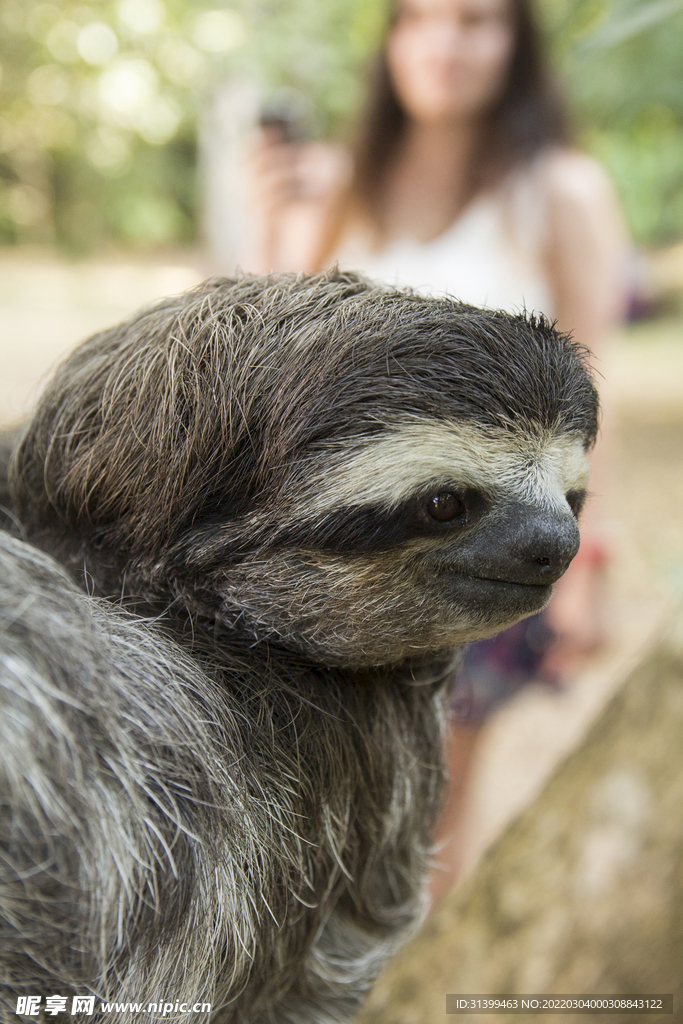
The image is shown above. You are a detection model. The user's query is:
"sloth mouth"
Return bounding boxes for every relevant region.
[434,565,551,588]
[438,571,553,609]
[461,574,550,590]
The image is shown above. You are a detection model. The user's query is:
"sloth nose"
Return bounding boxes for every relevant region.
[452,502,581,587]
[504,508,580,585]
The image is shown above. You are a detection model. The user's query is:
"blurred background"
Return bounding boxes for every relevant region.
[1,0,683,917]
[0,0,682,255]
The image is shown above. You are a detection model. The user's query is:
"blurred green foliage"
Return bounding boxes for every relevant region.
[1,0,682,251]
[0,0,236,249]
[541,0,683,246]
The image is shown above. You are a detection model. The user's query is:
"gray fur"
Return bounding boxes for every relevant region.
[0,428,19,533]
[2,270,599,1021]
[0,531,446,1023]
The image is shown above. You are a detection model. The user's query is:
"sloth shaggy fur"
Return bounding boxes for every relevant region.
[1,532,439,1024]
[2,270,599,1022]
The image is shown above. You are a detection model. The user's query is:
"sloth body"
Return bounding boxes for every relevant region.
[0,533,448,1024]
[3,272,598,1022]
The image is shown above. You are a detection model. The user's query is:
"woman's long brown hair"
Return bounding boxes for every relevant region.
[314,0,571,268]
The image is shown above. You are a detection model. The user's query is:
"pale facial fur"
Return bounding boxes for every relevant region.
[299,419,590,518]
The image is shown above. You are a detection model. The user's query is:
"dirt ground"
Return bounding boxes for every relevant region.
[1,246,682,882]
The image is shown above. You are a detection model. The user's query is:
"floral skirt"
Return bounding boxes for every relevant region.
[451,612,558,724]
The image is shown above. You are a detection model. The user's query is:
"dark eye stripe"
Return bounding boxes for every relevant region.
[272,503,419,553]
[270,488,488,555]
[566,489,587,518]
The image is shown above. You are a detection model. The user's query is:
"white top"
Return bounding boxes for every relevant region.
[335,162,554,318]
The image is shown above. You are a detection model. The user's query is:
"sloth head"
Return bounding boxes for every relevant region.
[11,270,598,667]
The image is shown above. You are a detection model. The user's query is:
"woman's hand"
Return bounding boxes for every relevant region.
[242,128,307,273]
[241,130,349,274]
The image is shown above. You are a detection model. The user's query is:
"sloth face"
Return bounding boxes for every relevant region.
[202,419,589,666]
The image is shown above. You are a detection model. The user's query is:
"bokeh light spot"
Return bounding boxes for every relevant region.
[86,126,132,173]
[157,38,204,86]
[98,59,158,120]
[27,65,70,106]
[192,10,245,52]
[45,21,79,63]
[117,0,165,36]
[77,22,118,66]
[136,97,182,145]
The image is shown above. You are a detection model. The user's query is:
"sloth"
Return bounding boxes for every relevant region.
[4,270,598,1022]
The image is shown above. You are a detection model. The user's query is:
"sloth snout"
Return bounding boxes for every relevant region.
[450,502,581,588]
[509,511,580,584]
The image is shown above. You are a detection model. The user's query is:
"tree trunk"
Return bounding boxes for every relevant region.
[357,622,683,1024]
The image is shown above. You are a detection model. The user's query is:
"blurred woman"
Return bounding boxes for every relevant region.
[244,0,625,325]
[241,0,628,902]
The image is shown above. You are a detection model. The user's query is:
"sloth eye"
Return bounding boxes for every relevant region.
[427,491,464,523]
